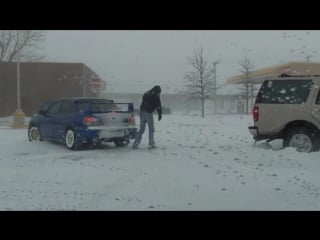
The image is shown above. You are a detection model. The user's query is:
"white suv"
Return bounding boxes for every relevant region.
[249,75,320,152]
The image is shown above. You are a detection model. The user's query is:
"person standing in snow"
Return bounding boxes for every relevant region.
[132,85,162,150]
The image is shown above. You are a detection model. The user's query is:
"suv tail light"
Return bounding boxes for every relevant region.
[83,116,100,126]
[253,106,259,122]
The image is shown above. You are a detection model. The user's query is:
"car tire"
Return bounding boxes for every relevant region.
[283,127,320,152]
[65,129,79,150]
[28,125,41,141]
[114,138,130,147]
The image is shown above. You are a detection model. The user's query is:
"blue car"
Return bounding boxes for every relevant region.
[28,97,137,150]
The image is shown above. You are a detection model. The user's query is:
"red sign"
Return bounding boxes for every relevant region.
[89,73,106,93]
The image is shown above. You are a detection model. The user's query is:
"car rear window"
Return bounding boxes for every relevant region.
[76,102,115,113]
[255,79,313,104]
[90,102,119,112]
[75,100,132,113]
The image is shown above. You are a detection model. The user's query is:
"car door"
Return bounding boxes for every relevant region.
[310,85,320,126]
[51,100,75,140]
[44,101,63,139]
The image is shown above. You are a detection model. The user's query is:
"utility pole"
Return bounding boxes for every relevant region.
[250,82,254,112]
[213,61,219,113]
[302,50,317,63]
[13,30,26,128]
[17,30,21,111]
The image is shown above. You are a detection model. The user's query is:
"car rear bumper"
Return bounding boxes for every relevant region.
[91,127,137,138]
[98,128,137,139]
[77,127,137,143]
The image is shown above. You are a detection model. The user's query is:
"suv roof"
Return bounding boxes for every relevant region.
[277,74,320,78]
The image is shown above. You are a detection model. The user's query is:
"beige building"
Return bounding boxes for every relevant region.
[226,62,320,84]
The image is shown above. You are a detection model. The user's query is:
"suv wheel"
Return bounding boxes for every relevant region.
[283,127,319,152]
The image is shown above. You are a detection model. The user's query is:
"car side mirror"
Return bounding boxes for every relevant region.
[128,103,134,113]
[39,110,47,116]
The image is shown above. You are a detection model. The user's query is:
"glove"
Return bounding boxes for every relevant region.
[158,114,162,121]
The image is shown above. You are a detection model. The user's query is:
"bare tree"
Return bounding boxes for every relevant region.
[238,56,254,114]
[184,46,215,118]
[0,30,46,62]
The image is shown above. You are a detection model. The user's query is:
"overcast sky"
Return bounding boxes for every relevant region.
[42,30,320,93]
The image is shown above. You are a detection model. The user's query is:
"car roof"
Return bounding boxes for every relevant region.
[60,97,114,102]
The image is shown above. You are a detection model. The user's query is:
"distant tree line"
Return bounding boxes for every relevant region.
[0,30,46,62]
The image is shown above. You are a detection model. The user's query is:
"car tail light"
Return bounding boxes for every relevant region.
[83,116,100,126]
[128,115,136,125]
[253,105,259,122]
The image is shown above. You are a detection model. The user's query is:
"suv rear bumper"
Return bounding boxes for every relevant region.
[248,126,283,141]
[248,126,258,137]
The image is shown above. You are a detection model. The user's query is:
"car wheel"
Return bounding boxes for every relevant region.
[114,138,130,147]
[65,129,78,150]
[28,125,41,141]
[283,127,319,152]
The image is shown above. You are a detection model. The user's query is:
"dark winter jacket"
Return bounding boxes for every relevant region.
[140,85,162,116]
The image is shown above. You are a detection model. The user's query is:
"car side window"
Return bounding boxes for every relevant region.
[76,102,89,113]
[315,88,320,105]
[60,101,73,114]
[47,101,63,115]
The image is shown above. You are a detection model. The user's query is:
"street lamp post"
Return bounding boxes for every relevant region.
[213,61,219,113]
[13,30,26,128]
[305,50,317,62]
[17,30,21,111]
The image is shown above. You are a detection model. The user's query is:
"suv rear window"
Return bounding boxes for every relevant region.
[255,79,313,104]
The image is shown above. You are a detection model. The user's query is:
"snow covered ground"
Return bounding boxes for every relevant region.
[0,112,320,210]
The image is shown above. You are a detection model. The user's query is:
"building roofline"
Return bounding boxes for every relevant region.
[226,62,320,84]
[0,61,86,66]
